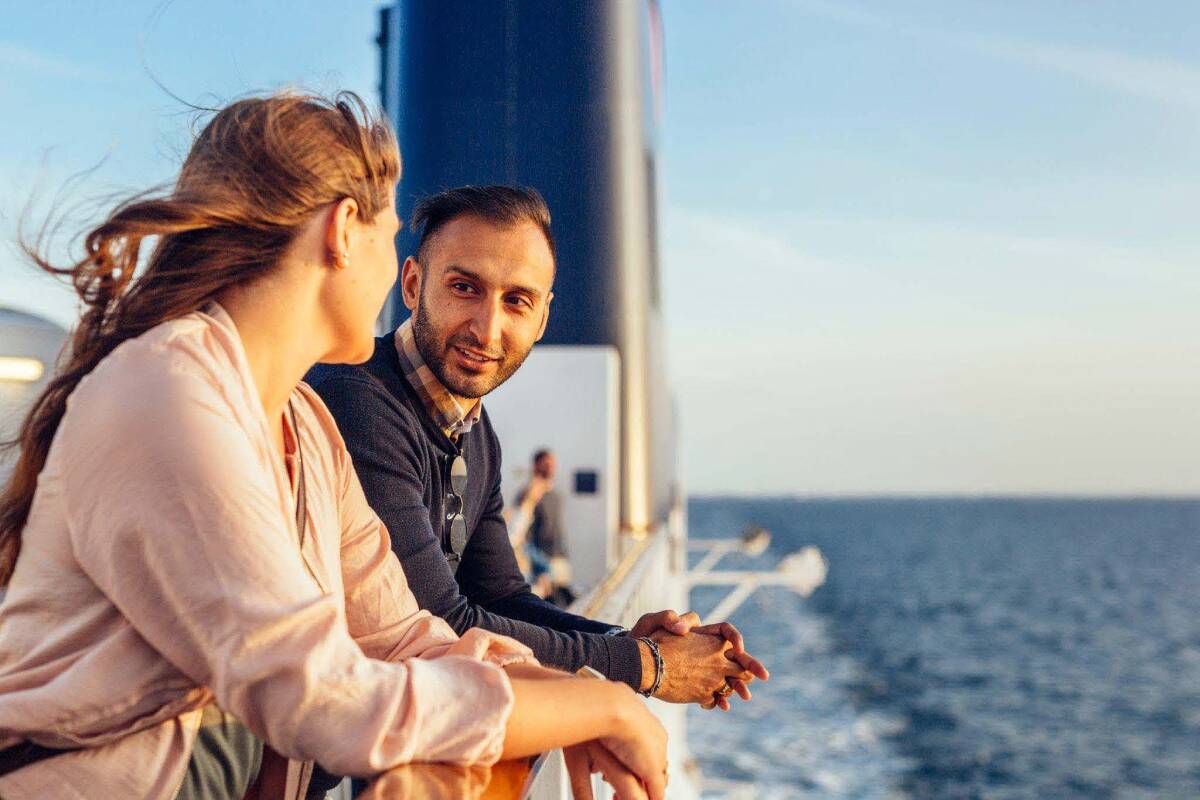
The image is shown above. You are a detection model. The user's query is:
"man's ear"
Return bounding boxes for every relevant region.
[400,256,422,311]
[535,292,553,341]
[325,198,359,269]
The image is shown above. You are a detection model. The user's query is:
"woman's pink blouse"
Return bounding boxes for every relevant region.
[0,305,532,799]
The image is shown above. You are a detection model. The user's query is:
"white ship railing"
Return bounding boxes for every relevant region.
[521,514,698,800]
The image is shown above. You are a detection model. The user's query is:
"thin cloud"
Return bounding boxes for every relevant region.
[965,35,1200,112]
[665,209,840,278]
[0,41,105,82]
[782,0,892,30]
[786,0,1200,112]
[792,215,1200,290]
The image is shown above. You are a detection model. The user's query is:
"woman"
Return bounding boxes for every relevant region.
[0,92,665,800]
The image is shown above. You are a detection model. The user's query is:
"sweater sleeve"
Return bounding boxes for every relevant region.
[320,385,534,672]
[312,373,644,690]
[63,354,514,776]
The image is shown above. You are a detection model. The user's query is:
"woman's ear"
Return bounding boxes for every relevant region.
[325,197,360,269]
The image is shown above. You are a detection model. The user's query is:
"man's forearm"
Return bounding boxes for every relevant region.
[487,590,617,636]
[427,591,644,688]
[482,591,644,689]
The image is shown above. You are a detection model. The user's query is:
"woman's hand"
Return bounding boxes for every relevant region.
[508,663,664,798]
[596,685,668,800]
[501,674,665,792]
[565,741,652,800]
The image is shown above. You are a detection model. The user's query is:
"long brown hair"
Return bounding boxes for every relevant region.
[0,91,400,584]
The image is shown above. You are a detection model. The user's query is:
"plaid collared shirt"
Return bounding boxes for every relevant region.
[394,319,482,440]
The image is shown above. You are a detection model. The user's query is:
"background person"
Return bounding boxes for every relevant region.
[513,449,573,605]
[503,468,546,587]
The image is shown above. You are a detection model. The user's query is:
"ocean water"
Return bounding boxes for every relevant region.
[685,498,1200,799]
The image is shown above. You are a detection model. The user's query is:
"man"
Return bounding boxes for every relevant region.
[308,185,766,707]
[513,449,570,604]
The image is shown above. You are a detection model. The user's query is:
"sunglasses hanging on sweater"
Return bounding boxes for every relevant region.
[443,453,468,569]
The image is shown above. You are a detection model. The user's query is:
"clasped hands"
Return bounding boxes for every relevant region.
[630,609,768,711]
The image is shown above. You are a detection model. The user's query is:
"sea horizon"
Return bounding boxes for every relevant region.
[687,495,1200,797]
[690,492,1200,502]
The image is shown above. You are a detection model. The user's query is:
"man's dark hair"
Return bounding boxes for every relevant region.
[532,448,552,465]
[411,185,556,266]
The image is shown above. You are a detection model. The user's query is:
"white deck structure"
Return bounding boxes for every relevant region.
[0,307,67,480]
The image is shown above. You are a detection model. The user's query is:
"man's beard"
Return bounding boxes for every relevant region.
[411,301,533,399]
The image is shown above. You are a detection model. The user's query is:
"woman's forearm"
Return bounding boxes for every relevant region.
[503,661,574,681]
[501,676,627,759]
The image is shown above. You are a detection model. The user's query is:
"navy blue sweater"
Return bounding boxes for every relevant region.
[306,336,642,688]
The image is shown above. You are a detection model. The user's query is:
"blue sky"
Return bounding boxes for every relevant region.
[1,1,1197,495]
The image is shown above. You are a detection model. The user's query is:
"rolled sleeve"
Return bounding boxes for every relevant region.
[393,656,514,766]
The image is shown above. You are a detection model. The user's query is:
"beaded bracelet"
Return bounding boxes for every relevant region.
[636,636,665,698]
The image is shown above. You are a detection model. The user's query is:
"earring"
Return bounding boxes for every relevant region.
[341,250,350,267]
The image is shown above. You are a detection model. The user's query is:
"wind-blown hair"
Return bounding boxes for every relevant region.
[0,91,400,584]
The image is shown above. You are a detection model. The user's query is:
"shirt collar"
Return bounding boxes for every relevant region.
[393,318,482,439]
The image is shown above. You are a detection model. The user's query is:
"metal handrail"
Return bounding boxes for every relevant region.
[521,530,675,799]
[572,531,659,622]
